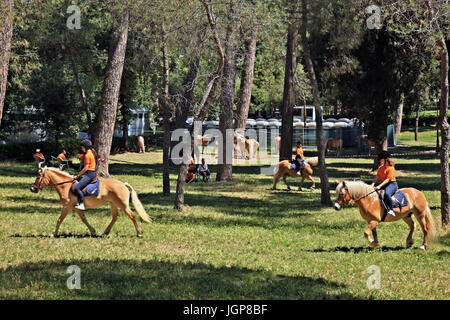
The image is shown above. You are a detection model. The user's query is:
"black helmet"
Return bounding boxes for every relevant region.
[81,139,93,148]
[377,150,391,161]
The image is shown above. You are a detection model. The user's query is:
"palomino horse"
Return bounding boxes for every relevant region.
[274,136,281,154]
[137,135,145,153]
[272,157,318,191]
[234,134,260,160]
[195,134,213,154]
[30,167,152,237]
[334,181,437,250]
[326,138,342,155]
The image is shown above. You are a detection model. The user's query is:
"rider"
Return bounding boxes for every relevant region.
[372,151,397,216]
[294,141,305,176]
[74,139,98,211]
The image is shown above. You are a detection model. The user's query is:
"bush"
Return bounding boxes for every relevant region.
[0,138,81,162]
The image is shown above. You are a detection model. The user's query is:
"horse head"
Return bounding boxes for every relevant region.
[30,166,49,193]
[334,181,352,210]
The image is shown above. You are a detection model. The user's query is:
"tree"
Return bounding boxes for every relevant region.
[161,20,171,196]
[386,0,450,228]
[217,0,239,181]
[300,0,331,204]
[0,0,14,127]
[279,0,299,162]
[94,7,130,178]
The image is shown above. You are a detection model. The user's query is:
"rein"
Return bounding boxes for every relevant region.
[353,189,378,202]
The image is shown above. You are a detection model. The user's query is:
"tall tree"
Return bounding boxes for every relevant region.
[161,20,171,196]
[0,0,14,127]
[217,0,239,181]
[279,0,299,161]
[300,0,331,204]
[234,23,258,132]
[94,8,130,177]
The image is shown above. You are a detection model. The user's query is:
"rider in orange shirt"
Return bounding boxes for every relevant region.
[372,151,397,216]
[74,140,98,210]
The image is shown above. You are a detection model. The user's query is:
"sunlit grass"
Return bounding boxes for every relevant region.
[0,127,448,299]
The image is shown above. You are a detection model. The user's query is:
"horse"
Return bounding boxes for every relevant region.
[360,135,376,155]
[274,136,281,154]
[326,138,342,155]
[30,166,152,237]
[137,135,145,153]
[195,134,213,154]
[234,134,259,160]
[245,138,259,160]
[334,180,437,250]
[272,157,318,191]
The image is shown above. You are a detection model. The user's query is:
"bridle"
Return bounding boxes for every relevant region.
[34,168,75,190]
[353,189,378,202]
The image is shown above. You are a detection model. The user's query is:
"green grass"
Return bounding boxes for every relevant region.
[0,128,449,300]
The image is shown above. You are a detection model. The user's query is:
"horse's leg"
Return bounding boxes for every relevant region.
[364,220,380,248]
[51,206,71,237]
[371,228,379,247]
[75,209,97,236]
[272,172,281,190]
[103,204,119,236]
[298,176,305,191]
[402,215,415,248]
[283,174,291,191]
[122,206,143,237]
[414,209,429,250]
[307,174,315,190]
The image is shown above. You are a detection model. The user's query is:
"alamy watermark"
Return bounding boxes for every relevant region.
[365,5,382,30]
[66,265,81,290]
[67,5,81,30]
[366,265,381,290]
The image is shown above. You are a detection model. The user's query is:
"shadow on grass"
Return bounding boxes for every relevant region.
[10,232,103,238]
[305,246,407,254]
[0,258,360,299]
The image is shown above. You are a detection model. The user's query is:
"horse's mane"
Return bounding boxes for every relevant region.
[339,181,375,199]
[46,167,75,179]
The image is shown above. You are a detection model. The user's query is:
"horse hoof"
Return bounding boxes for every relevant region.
[406,241,413,248]
[50,233,55,238]
[137,233,143,238]
[419,245,426,250]
[371,241,380,249]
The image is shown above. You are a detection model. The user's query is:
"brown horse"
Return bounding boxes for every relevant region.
[30,167,151,237]
[195,134,213,154]
[272,157,318,191]
[326,138,342,155]
[137,136,145,153]
[334,181,437,250]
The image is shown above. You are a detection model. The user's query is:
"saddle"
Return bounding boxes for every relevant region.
[378,189,409,221]
[71,177,101,197]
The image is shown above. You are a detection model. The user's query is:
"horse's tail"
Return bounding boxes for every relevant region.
[124,183,152,223]
[423,204,438,244]
[305,156,318,169]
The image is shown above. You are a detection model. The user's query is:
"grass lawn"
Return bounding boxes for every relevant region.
[0,127,448,299]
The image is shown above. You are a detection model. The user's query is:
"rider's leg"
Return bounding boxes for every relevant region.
[384,181,398,216]
[74,171,96,208]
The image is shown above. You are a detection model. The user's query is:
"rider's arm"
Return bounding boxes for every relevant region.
[371,176,379,186]
[375,178,390,190]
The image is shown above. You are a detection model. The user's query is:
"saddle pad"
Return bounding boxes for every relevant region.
[83,180,100,197]
[391,190,408,208]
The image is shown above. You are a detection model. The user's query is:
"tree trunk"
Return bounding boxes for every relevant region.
[395,97,404,134]
[217,0,238,182]
[0,0,14,127]
[279,1,299,162]
[161,21,171,196]
[174,46,202,210]
[94,9,129,178]
[234,28,257,132]
[300,0,331,204]
[65,34,93,137]
[438,37,450,228]
[371,139,387,171]
[414,106,421,141]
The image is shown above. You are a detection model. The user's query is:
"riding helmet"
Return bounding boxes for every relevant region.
[81,139,93,148]
[377,150,391,161]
